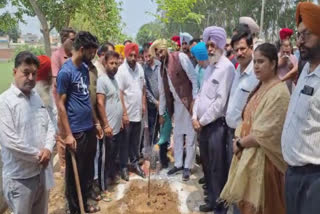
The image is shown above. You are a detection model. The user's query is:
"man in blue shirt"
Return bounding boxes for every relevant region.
[56,31,101,213]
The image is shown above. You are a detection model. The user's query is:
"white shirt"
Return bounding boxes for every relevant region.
[0,84,55,188]
[226,61,259,129]
[158,53,198,135]
[116,60,145,122]
[193,55,235,126]
[282,63,320,166]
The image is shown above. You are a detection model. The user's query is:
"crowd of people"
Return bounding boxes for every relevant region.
[0,1,320,214]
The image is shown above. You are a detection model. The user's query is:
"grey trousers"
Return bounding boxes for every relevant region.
[3,172,49,214]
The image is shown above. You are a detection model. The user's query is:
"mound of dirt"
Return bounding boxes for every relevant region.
[108,180,180,214]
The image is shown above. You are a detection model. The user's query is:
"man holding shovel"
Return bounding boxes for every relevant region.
[56,31,102,213]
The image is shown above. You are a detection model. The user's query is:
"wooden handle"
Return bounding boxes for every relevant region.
[70,150,85,214]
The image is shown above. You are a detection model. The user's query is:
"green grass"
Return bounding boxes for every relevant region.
[0,61,13,94]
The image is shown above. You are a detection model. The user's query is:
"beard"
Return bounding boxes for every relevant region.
[226,50,232,57]
[209,51,222,65]
[107,68,117,78]
[127,60,136,68]
[82,55,92,64]
[299,43,320,61]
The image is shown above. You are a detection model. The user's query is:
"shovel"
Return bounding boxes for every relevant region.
[70,149,85,214]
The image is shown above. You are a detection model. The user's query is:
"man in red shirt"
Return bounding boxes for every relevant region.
[51,28,76,172]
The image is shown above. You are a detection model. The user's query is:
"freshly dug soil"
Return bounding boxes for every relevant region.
[108,180,180,214]
[48,172,66,214]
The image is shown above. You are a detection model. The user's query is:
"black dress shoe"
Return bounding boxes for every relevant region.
[134,165,146,178]
[182,168,191,181]
[204,189,208,196]
[198,177,205,184]
[161,163,169,169]
[121,168,129,181]
[199,203,214,212]
[167,166,183,175]
[204,196,209,203]
[202,184,208,190]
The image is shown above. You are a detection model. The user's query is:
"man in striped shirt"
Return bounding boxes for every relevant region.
[281,2,320,214]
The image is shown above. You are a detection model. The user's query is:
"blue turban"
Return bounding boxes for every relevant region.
[191,42,208,61]
[202,26,227,50]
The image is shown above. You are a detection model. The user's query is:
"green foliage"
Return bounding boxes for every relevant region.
[11,0,81,32]
[136,22,164,45]
[14,45,46,58]
[69,0,125,44]
[154,0,307,41]
[0,0,19,32]
[153,0,203,25]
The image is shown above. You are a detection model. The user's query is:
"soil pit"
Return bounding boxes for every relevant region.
[109,180,180,214]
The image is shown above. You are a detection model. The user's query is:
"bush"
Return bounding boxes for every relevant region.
[13,44,46,59]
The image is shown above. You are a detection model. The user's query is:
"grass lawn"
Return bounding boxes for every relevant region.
[0,61,13,93]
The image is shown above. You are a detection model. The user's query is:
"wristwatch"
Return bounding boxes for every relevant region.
[236,139,244,150]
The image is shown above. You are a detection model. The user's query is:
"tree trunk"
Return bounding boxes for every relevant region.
[28,0,51,56]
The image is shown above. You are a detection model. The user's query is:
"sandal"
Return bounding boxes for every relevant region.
[101,191,112,202]
[86,199,101,213]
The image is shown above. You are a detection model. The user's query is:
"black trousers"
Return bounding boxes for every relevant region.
[285,165,320,214]
[148,105,169,166]
[225,126,235,170]
[120,121,142,168]
[199,118,228,213]
[65,129,97,213]
[102,132,121,189]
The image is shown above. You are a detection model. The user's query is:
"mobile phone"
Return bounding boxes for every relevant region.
[301,85,314,96]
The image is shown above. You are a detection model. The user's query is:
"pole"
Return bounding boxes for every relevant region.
[70,150,85,214]
[260,0,265,37]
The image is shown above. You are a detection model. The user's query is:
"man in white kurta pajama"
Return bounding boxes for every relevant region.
[150,39,198,181]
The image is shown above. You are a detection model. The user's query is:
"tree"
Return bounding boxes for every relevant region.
[10,0,82,56]
[0,0,20,32]
[153,0,307,42]
[0,24,21,43]
[136,21,164,45]
[152,0,204,35]
[69,0,125,44]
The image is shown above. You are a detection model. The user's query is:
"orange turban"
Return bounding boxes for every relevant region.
[124,43,139,58]
[36,55,51,82]
[296,2,320,38]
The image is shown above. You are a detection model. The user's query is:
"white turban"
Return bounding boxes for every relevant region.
[239,17,260,34]
[180,32,193,45]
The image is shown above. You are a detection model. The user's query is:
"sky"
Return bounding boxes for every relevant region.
[4,0,320,38]
[9,0,158,39]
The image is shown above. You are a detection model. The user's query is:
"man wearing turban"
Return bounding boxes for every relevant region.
[180,32,193,55]
[282,2,320,214]
[193,26,235,213]
[115,43,146,180]
[36,55,53,108]
[190,42,209,89]
[279,28,294,41]
[171,35,181,51]
[239,17,262,49]
[115,44,125,64]
[150,39,198,181]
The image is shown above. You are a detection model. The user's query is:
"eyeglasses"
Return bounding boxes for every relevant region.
[297,30,312,41]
